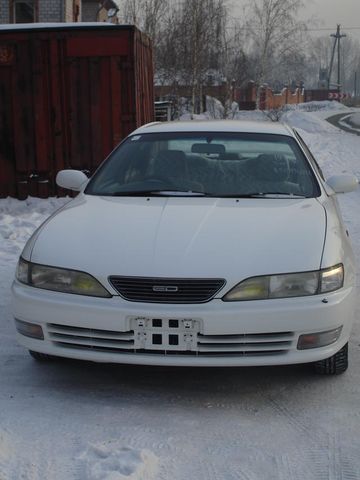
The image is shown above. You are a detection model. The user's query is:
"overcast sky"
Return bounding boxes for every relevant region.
[231,0,360,40]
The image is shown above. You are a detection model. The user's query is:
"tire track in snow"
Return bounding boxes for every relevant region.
[0,428,11,480]
[257,391,348,480]
[327,433,360,480]
[275,455,299,480]
[339,453,360,480]
[265,394,328,446]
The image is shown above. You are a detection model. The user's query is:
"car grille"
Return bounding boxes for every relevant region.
[48,324,294,356]
[47,324,135,351]
[108,277,226,303]
[197,332,294,355]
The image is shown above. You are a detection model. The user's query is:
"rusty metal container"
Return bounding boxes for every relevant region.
[0,23,154,199]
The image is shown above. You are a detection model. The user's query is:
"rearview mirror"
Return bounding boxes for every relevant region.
[325,174,358,194]
[56,170,88,191]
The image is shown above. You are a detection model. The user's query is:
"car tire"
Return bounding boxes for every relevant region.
[314,343,348,375]
[29,350,58,362]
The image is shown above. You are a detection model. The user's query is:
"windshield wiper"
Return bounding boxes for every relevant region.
[248,192,307,198]
[216,192,307,198]
[98,190,308,198]
[103,190,209,197]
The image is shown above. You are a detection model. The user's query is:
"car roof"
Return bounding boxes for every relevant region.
[131,120,294,137]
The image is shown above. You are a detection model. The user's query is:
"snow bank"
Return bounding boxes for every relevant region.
[0,196,68,260]
[285,100,347,112]
[348,113,360,127]
[179,98,347,122]
[281,110,339,134]
[0,196,69,305]
[338,113,360,133]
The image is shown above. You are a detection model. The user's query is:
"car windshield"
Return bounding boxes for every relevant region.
[85,132,320,198]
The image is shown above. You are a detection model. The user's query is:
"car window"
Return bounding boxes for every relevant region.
[85,132,321,197]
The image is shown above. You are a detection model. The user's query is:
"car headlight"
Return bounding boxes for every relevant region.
[223,264,344,301]
[16,258,111,298]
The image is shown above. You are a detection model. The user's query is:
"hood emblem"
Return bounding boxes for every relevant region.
[152,286,179,293]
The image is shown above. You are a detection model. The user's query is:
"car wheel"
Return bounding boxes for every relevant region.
[29,350,58,362]
[314,343,348,375]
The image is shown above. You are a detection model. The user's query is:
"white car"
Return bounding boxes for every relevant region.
[12,121,358,374]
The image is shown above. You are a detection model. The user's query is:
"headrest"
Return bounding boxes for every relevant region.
[153,150,187,176]
[254,154,290,182]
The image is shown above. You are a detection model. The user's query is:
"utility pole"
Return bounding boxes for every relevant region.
[328,25,346,92]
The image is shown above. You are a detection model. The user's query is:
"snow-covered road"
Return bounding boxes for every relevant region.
[1,107,360,480]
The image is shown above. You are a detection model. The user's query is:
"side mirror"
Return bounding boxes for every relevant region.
[325,174,358,194]
[56,170,88,191]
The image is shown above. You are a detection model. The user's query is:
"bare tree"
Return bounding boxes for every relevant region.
[154,0,230,115]
[217,24,249,116]
[122,0,168,45]
[304,36,333,88]
[180,0,228,114]
[246,0,308,102]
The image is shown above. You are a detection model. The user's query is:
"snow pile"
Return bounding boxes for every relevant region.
[285,100,348,113]
[0,196,69,304]
[178,98,347,122]
[79,444,158,480]
[338,113,360,133]
[281,110,338,134]
[179,96,228,120]
[347,113,360,127]
[0,197,68,258]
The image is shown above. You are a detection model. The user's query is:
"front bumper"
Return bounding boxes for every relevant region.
[12,280,356,367]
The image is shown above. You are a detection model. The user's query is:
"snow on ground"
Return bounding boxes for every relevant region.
[0,197,69,307]
[283,100,350,118]
[78,444,158,480]
[338,113,360,134]
[348,113,360,127]
[1,105,360,480]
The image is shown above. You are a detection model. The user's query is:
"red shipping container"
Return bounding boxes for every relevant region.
[0,24,154,199]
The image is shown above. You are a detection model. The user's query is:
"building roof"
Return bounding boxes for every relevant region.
[0,22,126,32]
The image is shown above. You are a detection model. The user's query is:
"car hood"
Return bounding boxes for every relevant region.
[29,194,326,291]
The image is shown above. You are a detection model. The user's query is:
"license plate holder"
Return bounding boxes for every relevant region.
[131,317,200,351]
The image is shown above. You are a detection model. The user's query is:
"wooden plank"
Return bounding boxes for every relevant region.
[50,38,66,178]
[67,57,81,169]
[11,40,35,174]
[110,56,123,147]
[89,57,104,171]
[32,39,50,174]
[0,66,16,197]
[78,57,92,170]
[11,39,36,198]
[99,56,112,160]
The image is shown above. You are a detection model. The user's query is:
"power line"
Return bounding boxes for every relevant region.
[224,22,360,32]
[308,27,360,31]
[226,17,360,32]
